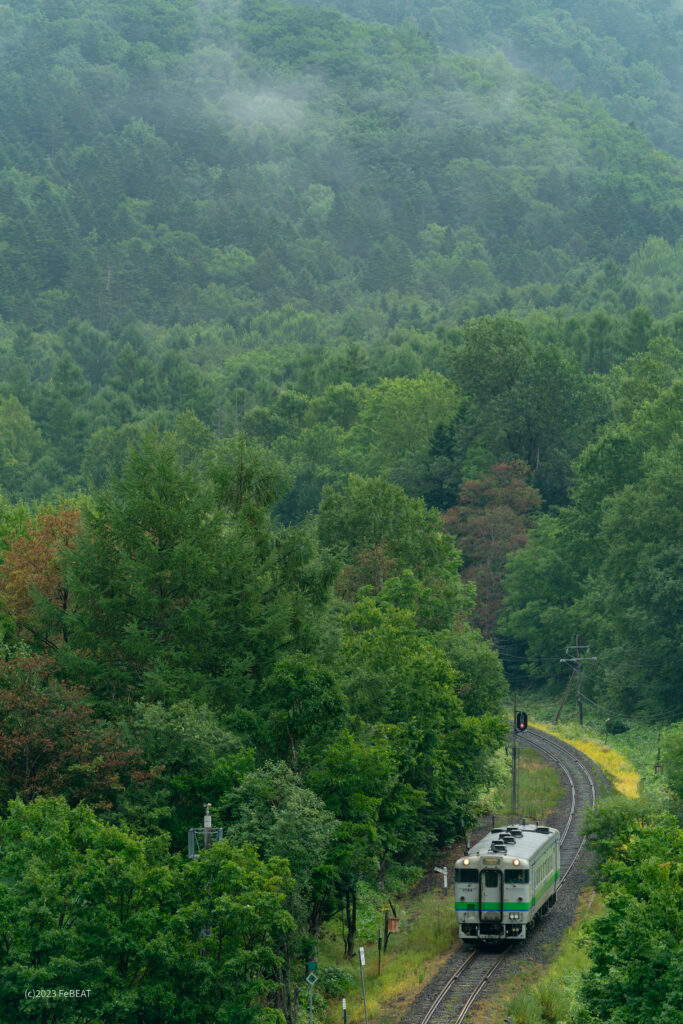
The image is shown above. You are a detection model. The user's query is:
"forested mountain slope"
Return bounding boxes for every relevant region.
[1,0,682,331]
[300,0,683,159]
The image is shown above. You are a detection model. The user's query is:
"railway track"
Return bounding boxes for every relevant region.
[525,727,599,887]
[415,949,509,1024]
[402,726,605,1024]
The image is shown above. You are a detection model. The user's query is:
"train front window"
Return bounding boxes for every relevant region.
[483,870,500,888]
[455,869,479,883]
[504,869,529,884]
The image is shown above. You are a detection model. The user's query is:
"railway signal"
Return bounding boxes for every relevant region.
[516,711,528,731]
[511,698,528,813]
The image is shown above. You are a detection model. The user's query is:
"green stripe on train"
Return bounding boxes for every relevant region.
[455,870,560,913]
[455,902,532,911]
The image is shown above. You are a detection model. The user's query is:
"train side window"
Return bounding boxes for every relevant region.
[504,869,529,884]
[455,869,479,883]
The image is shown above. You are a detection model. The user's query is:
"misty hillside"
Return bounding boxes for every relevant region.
[300,0,683,159]
[1,0,682,330]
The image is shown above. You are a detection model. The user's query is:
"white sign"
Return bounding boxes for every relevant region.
[359,946,365,966]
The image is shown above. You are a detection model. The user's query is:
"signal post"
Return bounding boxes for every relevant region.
[511,697,527,815]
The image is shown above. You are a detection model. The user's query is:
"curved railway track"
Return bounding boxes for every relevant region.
[401,726,607,1024]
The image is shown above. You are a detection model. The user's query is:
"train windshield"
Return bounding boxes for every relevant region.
[455,868,479,883]
[504,869,529,883]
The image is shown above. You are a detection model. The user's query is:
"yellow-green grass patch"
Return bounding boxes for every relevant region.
[489,746,564,820]
[531,719,640,797]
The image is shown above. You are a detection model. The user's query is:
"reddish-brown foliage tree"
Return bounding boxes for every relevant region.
[443,462,542,635]
[0,654,149,810]
[336,541,399,601]
[0,504,81,649]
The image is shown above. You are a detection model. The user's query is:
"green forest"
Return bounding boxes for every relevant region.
[0,0,681,1021]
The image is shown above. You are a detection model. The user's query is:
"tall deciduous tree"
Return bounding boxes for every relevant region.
[0,502,81,649]
[0,797,181,1024]
[222,761,339,1017]
[340,596,506,847]
[258,653,346,769]
[443,462,541,635]
[178,839,295,1024]
[0,654,148,812]
[318,474,470,627]
[223,761,337,931]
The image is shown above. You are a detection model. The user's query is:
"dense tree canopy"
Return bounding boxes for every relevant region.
[0,797,293,1024]
[501,367,683,716]
[578,800,683,1024]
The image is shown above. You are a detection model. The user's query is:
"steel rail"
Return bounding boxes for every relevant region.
[524,728,596,888]
[451,952,509,1024]
[419,952,479,1024]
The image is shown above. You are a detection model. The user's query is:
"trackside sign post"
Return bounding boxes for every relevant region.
[358,947,369,1024]
[306,960,317,1023]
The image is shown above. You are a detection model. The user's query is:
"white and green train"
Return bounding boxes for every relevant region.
[454,824,560,941]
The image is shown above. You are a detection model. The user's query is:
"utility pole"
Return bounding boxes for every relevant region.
[559,637,597,725]
[655,728,663,775]
[511,693,518,815]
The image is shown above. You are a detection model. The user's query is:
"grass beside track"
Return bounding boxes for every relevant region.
[492,746,564,820]
[317,886,460,1023]
[530,719,640,797]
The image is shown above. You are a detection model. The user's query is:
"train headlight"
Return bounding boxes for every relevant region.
[463,858,470,866]
[509,912,520,921]
[513,858,520,866]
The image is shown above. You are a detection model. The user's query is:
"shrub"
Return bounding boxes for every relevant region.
[317,965,354,998]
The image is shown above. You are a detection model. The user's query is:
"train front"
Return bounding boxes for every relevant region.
[454,827,531,941]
